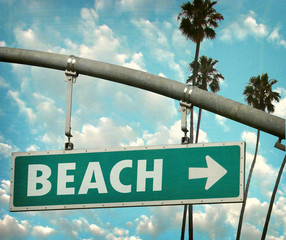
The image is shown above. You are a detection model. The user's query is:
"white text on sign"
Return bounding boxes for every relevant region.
[27,159,163,196]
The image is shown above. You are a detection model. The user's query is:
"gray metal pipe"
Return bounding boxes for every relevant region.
[0,47,285,140]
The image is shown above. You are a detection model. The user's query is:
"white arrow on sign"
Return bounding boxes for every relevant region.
[188,155,227,190]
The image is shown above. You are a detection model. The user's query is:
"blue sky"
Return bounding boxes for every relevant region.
[0,0,286,239]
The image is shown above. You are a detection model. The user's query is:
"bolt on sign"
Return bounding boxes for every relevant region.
[10,142,245,212]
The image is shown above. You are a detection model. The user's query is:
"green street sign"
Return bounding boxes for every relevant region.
[10,142,245,212]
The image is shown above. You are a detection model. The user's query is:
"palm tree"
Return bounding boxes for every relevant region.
[178,0,224,85]
[188,55,224,142]
[236,73,280,240]
[178,0,224,143]
[178,2,223,239]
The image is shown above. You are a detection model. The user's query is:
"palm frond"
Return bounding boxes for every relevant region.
[243,73,281,113]
[178,0,224,44]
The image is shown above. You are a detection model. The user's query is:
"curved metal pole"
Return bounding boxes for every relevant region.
[0,47,285,140]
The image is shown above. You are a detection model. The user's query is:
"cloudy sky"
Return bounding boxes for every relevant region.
[0,0,286,239]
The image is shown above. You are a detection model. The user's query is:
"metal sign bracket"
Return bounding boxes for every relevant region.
[64,56,78,150]
[274,138,285,151]
[179,101,191,144]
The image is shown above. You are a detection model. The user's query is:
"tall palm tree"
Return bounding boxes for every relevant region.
[178,2,223,239]
[188,55,224,142]
[178,0,224,85]
[236,73,280,240]
[178,0,224,143]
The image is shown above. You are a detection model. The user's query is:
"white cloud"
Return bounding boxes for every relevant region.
[241,223,261,239]
[0,215,30,239]
[32,92,65,134]
[241,131,258,148]
[61,216,140,240]
[129,137,145,147]
[189,194,286,239]
[268,27,286,48]
[196,129,209,143]
[40,132,64,149]
[246,152,277,197]
[0,134,19,157]
[105,227,141,240]
[89,223,105,236]
[0,76,9,88]
[215,115,230,132]
[0,180,10,204]
[112,227,129,237]
[142,120,181,145]
[78,8,129,65]
[80,7,98,29]
[0,142,12,157]
[139,91,177,125]
[117,0,177,17]
[132,19,167,48]
[141,118,209,146]
[191,195,284,239]
[72,217,104,237]
[135,206,182,238]
[241,196,286,239]
[194,204,240,239]
[244,16,268,38]
[135,215,158,238]
[73,117,138,148]
[172,28,189,50]
[32,225,55,238]
[95,0,113,11]
[270,195,286,238]
[8,91,66,149]
[25,144,39,152]
[220,12,268,41]
[244,198,268,227]
[8,90,36,123]
[13,26,47,51]
[273,87,286,118]
[51,217,78,239]
[158,73,166,78]
[0,41,6,47]
[123,52,146,71]
[132,18,185,82]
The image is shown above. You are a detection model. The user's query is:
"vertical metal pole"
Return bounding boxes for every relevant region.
[179,101,191,144]
[179,102,191,239]
[64,72,76,150]
[64,59,78,150]
[64,55,78,150]
[65,75,73,139]
[188,130,194,240]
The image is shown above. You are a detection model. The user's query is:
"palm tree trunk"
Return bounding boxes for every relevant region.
[192,41,201,83]
[195,108,202,143]
[189,41,200,142]
[187,41,200,240]
[236,129,260,240]
[190,105,194,143]
[188,205,193,240]
[261,153,286,239]
[182,40,201,240]
[181,205,188,240]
